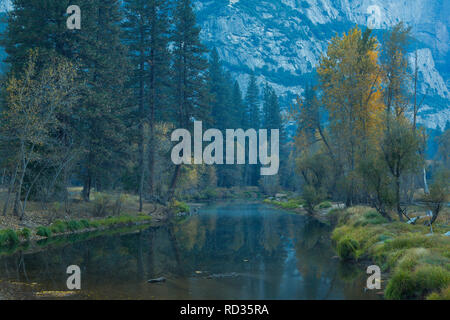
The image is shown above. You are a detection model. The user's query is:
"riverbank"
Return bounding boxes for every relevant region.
[0,188,183,252]
[263,196,450,300]
[331,206,450,300]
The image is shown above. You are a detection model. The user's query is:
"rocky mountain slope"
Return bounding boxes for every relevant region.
[194,0,450,129]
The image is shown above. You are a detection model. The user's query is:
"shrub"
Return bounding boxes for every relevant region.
[92,192,111,217]
[337,237,359,261]
[36,226,52,238]
[0,229,20,246]
[171,200,190,214]
[303,185,326,213]
[427,285,450,300]
[80,219,91,229]
[318,201,332,209]
[352,210,388,226]
[50,220,68,234]
[67,220,83,232]
[19,228,31,240]
[386,266,450,300]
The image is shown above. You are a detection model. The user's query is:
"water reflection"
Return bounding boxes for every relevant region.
[0,202,380,300]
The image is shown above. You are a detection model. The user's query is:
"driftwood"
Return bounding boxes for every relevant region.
[147,277,166,283]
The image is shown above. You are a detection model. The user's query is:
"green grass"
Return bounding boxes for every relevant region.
[0,229,20,246]
[50,220,68,234]
[36,226,52,238]
[18,228,31,240]
[264,198,305,210]
[170,200,190,214]
[331,206,450,300]
[336,237,359,261]
[66,220,84,232]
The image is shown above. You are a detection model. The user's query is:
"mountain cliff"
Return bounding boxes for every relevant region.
[194,0,450,129]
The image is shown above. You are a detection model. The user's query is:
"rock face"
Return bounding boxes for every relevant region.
[194,0,450,129]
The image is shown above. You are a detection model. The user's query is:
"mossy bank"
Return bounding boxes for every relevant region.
[331,206,450,300]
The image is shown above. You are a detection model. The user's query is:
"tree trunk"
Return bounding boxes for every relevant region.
[167,165,181,203]
[395,174,403,221]
[3,165,18,216]
[82,173,91,201]
[148,47,156,200]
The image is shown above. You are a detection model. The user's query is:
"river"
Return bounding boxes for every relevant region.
[0,201,381,299]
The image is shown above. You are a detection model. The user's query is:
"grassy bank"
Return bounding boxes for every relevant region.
[0,214,153,248]
[331,206,450,300]
[181,186,263,202]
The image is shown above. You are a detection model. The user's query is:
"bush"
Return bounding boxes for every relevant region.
[36,226,52,238]
[303,185,326,213]
[19,228,31,240]
[67,220,83,232]
[0,229,20,246]
[352,210,388,226]
[336,237,359,261]
[170,200,190,214]
[318,201,332,209]
[427,285,450,300]
[92,192,111,217]
[50,220,68,234]
[80,219,91,229]
[386,266,450,300]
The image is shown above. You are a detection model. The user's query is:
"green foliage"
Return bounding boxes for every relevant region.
[19,228,31,240]
[0,229,20,246]
[318,201,332,209]
[80,219,91,229]
[386,265,450,300]
[50,220,68,234]
[303,185,326,213]
[67,220,84,232]
[352,210,388,226]
[263,198,305,210]
[333,206,450,299]
[423,168,450,225]
[36,226,52,238]
[336,237,359,261]
[170,200,190,214]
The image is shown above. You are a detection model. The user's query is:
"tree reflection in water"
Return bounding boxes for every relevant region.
[0,202,380,300]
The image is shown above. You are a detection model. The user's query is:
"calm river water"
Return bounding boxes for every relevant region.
[0,201,381,299]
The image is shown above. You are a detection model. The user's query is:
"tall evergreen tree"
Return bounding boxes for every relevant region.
[168,0,210,200]
[231,81,245,128]
[2,0,76,74]
[122,0,171,209]
[77,0,130,200]
[244,73,260,185]
[244,73,260,130]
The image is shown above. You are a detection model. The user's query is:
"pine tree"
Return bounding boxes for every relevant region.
[244,73,260,130]
[2,0,76,74]
[168,0,210,200]
[209,48,233,130]
[231,81,245,128]
[77,0,131,200]
[244,73,260,185]
[122,0,171,209]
